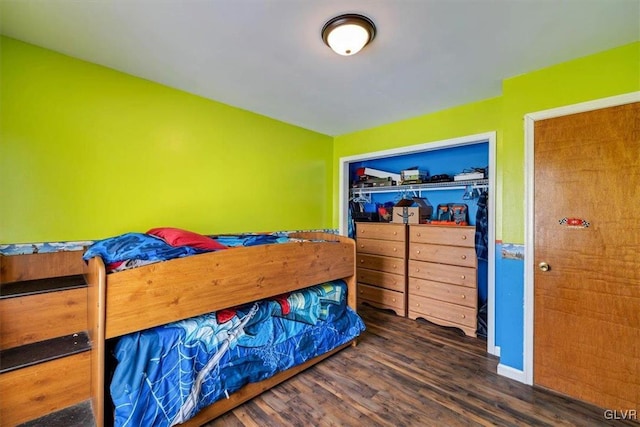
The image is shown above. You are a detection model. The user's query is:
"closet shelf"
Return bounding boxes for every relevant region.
[350,179,488,195]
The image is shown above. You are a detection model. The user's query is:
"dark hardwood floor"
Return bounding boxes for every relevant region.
[206,304,637,427]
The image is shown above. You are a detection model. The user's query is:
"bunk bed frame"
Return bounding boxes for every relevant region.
[84,231,357,426]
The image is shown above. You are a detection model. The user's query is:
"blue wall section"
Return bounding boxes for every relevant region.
[349,142,489,179]
[495,243,525,370]
[349,141,489,226]
[349,142,489,186]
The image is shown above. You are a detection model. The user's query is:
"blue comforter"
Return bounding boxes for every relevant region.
[110,280,365,427]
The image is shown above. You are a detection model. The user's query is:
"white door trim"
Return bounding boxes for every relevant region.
[523,91,640,385]
[338,131,497,356]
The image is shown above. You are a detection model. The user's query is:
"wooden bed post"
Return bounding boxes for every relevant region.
[84,257,106,427]
[345,238,357,311]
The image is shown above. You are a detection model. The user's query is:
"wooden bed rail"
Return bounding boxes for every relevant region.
[84,256,106,427]
[99,235,355,339]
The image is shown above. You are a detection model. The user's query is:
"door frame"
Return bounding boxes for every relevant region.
[523,91,640,385]
[338,131,497,356]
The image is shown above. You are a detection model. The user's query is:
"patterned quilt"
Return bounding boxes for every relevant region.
[110,280,365,427]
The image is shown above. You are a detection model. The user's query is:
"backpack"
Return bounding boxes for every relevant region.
[434,203,468,225]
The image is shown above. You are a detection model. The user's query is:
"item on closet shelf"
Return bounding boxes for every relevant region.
[451,204,469,225]
[429,174,453,183]
[377,206,392,222]
[453,167,487,181]
[432,203,469,226]
[392,197,433,224]
[454,171,485,181]
[361,167,402,183]
[401,169,429,185]
[353,176,396,188]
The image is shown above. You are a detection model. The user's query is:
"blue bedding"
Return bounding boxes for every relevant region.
[110,280,365,427]
[83,232,302,273]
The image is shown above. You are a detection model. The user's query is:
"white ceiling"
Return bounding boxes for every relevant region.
[1,0,638,136]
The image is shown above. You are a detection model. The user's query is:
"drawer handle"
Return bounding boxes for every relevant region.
[416,250,421,254]
[461,294,466,299]
[416,233,421,237]
[393,231,397,235]
[461,275,466,279]
[415,285,420,290]
[360,244,365,248]
[360,259,365,263]
[461,255,467,260]
[359,290,363,294]
[392,265,397,269]
[393,247,397,252]
[415,268,420,272]
[462,235,467,240]
[415,303,420,307]
[392,298,396,302]
[461,314,466,319]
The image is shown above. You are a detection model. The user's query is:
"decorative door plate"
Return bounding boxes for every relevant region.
[559,217,590,228]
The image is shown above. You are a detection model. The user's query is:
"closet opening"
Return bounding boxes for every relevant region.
[338,132,497,356]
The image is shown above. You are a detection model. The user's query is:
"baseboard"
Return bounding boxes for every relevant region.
[489,345,500,357]
[497,363,526,384]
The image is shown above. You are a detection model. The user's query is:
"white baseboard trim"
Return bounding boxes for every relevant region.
[497,363,527,384]
[490,345,500,357]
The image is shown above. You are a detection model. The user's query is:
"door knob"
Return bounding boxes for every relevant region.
[538,262,550,272]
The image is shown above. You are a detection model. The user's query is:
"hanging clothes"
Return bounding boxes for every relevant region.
[475,190,489,338]
[475,190,489,261]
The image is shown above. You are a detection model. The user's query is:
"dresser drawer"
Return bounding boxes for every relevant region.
[357,238,406,259]
[408,260,476,288]
[408,294,476,331]
[358,283,405,314]
[357,268,405,292]
[357,253,404,275]
[410,225,474,247]
[410,243,476,268]
[356,223,406,241]
[408,277,476,308]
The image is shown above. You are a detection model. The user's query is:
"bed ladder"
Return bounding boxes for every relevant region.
[0,251,97,427]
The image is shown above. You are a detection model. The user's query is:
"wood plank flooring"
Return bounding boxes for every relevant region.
[206,304,637,427]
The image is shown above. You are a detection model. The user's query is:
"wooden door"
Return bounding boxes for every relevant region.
[533,102,639,411]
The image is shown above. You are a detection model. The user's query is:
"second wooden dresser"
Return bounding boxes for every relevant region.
[408,225,477,336]
[355,222,407,317]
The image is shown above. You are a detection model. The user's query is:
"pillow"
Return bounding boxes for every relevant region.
[146,227,228,251]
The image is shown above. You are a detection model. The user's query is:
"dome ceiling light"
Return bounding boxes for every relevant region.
[321,14,376,56]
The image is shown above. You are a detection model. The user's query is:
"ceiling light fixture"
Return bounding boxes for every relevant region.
[321,14,376,56]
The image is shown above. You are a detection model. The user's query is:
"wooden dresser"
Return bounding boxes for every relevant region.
[408,225,477,336]
[355,222,407,316]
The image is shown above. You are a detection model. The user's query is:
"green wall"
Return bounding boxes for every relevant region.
[2,37,638,246]
[334,42,640,244]
[500,42,639,243]
[0,37,334,243]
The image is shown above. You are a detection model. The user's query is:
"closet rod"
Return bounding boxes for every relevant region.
[350,181,489,195]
